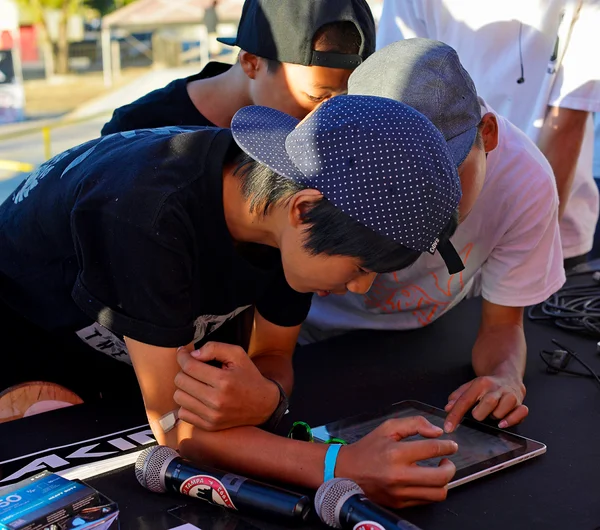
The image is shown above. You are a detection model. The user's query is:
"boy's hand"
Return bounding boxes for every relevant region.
[337,416,458,508]
[174,342,280,432]
[444,374,528,432]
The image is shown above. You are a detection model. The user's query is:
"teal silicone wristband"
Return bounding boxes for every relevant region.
[324,444,343,482]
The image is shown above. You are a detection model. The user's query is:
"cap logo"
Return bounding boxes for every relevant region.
[429,238,440,254]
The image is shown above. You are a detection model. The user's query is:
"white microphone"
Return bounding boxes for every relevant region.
[315,478,423,530]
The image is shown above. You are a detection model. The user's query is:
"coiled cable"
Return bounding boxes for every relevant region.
[528,281,600,338]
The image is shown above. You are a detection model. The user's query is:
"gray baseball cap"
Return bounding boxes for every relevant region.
[348,38,481,167]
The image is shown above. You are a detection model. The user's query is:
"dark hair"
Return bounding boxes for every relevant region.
[313,21,361,55]
[232,152,459,274]
[266,58,282,74]
[474,119,485,150]
[266,21,361,74]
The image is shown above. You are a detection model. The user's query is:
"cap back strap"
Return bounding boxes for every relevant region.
[310,50,363,69]
[437,240,465,275]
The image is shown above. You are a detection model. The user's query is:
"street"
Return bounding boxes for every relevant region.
[0,64,203,202]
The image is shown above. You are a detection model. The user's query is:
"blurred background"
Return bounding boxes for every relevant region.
[1,0,598,211]
[0,0,383,202]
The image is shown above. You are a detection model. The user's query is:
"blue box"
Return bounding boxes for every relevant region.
[0,472,99,530]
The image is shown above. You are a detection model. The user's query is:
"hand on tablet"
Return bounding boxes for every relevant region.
[336,416,458,509]
[444,375,528,432]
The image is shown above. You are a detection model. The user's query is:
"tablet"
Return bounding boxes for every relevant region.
[311,400,546,488]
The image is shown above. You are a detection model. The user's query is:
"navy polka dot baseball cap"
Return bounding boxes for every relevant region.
[231,95,465,274]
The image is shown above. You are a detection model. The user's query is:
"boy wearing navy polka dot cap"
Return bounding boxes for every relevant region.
[100,0,377,379]
[0,93,463,508]
[231,94,465,273]
[306,39,565,437]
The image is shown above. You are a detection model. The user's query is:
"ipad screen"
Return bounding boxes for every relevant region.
[311,401,532,472]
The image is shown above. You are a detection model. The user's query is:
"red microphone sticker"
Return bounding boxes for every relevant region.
[180,474,237,510]
[353,522,386,530]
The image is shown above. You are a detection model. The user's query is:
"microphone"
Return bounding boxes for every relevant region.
[135,446,311,521]
[315,478,423,530]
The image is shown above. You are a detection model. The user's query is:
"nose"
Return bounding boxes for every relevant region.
[347,272,377,294]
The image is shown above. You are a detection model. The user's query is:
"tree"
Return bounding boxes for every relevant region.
[18,0,81,75]
[85,0,113,16]
[18,0,136,75]
[86,0,136,16]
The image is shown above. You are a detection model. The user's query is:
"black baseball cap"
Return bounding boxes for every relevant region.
[218,0,376,69]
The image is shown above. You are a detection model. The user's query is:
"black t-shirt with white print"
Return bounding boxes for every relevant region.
[0,127,312,361]
[101,61,231,136]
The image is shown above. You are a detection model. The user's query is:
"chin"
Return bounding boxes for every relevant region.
[286,280,311,294]
[282,271,311,294]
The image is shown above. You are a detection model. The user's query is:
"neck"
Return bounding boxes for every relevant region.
[222,163,282,248]
[187,64,253,128]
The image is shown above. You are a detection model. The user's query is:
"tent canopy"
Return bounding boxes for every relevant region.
[100,0,243,86]
[102,0,244,30]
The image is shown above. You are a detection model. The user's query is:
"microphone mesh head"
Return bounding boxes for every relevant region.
[134,445,178,493]
[315,478,364,528]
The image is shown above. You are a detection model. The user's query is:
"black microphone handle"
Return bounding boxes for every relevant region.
[164,457,310,521]
[340,494,423,530]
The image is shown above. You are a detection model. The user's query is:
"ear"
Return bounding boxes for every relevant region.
[239,51,261,80]
[287,189,323,229]
[480,112,499,153]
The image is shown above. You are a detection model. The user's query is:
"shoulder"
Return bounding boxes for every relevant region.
[188,62,231,81]
[132,77,189,105]
[75,128,232,228]
[101,78,191,135]
[490,113,557,199]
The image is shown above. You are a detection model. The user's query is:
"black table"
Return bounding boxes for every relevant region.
[3,296,600,530]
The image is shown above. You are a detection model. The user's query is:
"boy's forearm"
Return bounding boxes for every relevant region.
[251,352,294,395]
[537,106,588,220]
[473,302,526,380]
[472,323,526,379]
[248,313,300,396]
[176,423,327,489]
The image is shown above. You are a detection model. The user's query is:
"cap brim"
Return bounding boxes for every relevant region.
[216,37,237,46]
[447,126,477,167]
[231,106,304,181]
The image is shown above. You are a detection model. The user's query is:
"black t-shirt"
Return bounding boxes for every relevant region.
[101,62,231,136]
[0,127,312,359]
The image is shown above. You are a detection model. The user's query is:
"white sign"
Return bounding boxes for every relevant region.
[0,83,24,124]
[0,0,18,31]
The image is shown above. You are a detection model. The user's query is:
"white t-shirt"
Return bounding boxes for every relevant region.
[377,0,600,258]
[303,107,565,337]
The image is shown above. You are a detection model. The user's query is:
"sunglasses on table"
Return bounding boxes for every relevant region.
[287,421,347,445]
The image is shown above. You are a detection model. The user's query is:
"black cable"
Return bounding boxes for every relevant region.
[517,23,525,84]
[539,342,600,389]
[540,352,582,377]
[528,283,600,338]
[550,340,600,388]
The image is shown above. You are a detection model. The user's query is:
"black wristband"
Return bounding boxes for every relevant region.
[261,378,289,432]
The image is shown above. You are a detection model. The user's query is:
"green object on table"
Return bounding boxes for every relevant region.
[287,420,347,445]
